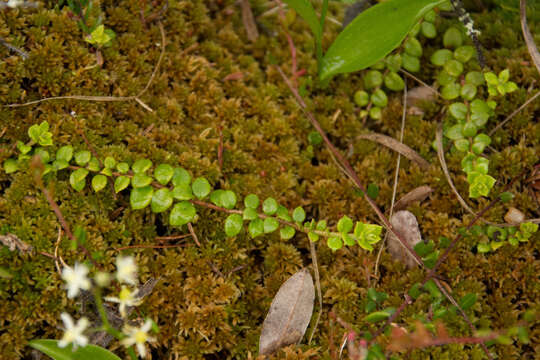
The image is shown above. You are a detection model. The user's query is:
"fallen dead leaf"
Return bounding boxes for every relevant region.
[259,268,315,355]
[387,211,424,269]
[356,133,430,170]
[393,186,433,212]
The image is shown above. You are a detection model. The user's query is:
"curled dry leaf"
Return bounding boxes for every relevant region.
[387,210,424,269]
[259,268,315,355]
[393,186,433,212]
[356,133,430,170]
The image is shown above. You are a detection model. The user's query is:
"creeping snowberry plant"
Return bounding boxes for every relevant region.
[3,121,383,252]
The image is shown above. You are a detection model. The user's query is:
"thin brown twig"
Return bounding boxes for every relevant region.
[154,234,191,242]
[31,157,98,267]
[115,244,188,251]
[488,90,540,136]
[187,223,201,247]
[308,240,322,344]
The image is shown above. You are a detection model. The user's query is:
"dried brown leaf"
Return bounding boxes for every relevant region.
[387,211,423,268]
[356,133,430,170]
[393,186,433,212]
[259,268,315,355]
[241,0,259,42]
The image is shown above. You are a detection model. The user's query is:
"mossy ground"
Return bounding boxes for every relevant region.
[0,0,539,359]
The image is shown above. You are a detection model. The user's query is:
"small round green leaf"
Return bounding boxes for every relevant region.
[437,70,456,86]
[116,162,130,174]
[244,194,260,209]
[74,151,91,166]
[172,184,193,200]
[443,59,464,77]
[307,131,323,145]
[114,176,130,193]
[460,83,477,101]
[3,159,18,174]
[169,201,196,226]
[91,174,107,192]
[262,197,278,215]
[499,192,514,203]
[465,71,485,86]
[172,167,191,187]
[248,218,264,238]
[385,54,401,72]
[463,122,477,137]
[445,124,464,140]
[443,27,463,48]
[280,226,296,240]
[225,214,243,237]
[354,90,370,107]
[449,102,468,120]
[132,159,152,173]
[384,72,405,91]
[292,207,306,223]
[327,236,343,251]
[243,207,258,220]
[337,215,354,233]
[132,173,153,188]
[454,45,475,63]
[371,89,388,107]
[70,168,89,191]
[87,157,100,172]
[154,164,174,185]
[364,70,383,89]
[221,190,237,209]
[103,156,116,169]
[404,37,422,57]
[430,49,453,66]
[263,217,279,233]
[56,145,73,162]
[369,106,382,119]
[130,186,154,209]
[454,139,470,152]
[424,10,436,22]
[421,21,436,38]
[151,188,173,213]
[441,83,461,100]
[402,53,420,72]
[192,177,211,199]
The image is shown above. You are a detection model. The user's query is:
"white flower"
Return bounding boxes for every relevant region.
[7,0,24,8]
[115,256,138,285]
[104,286,141,317]
[61,262,91,298]
[58,313,89,350]
[120,319,156,358]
